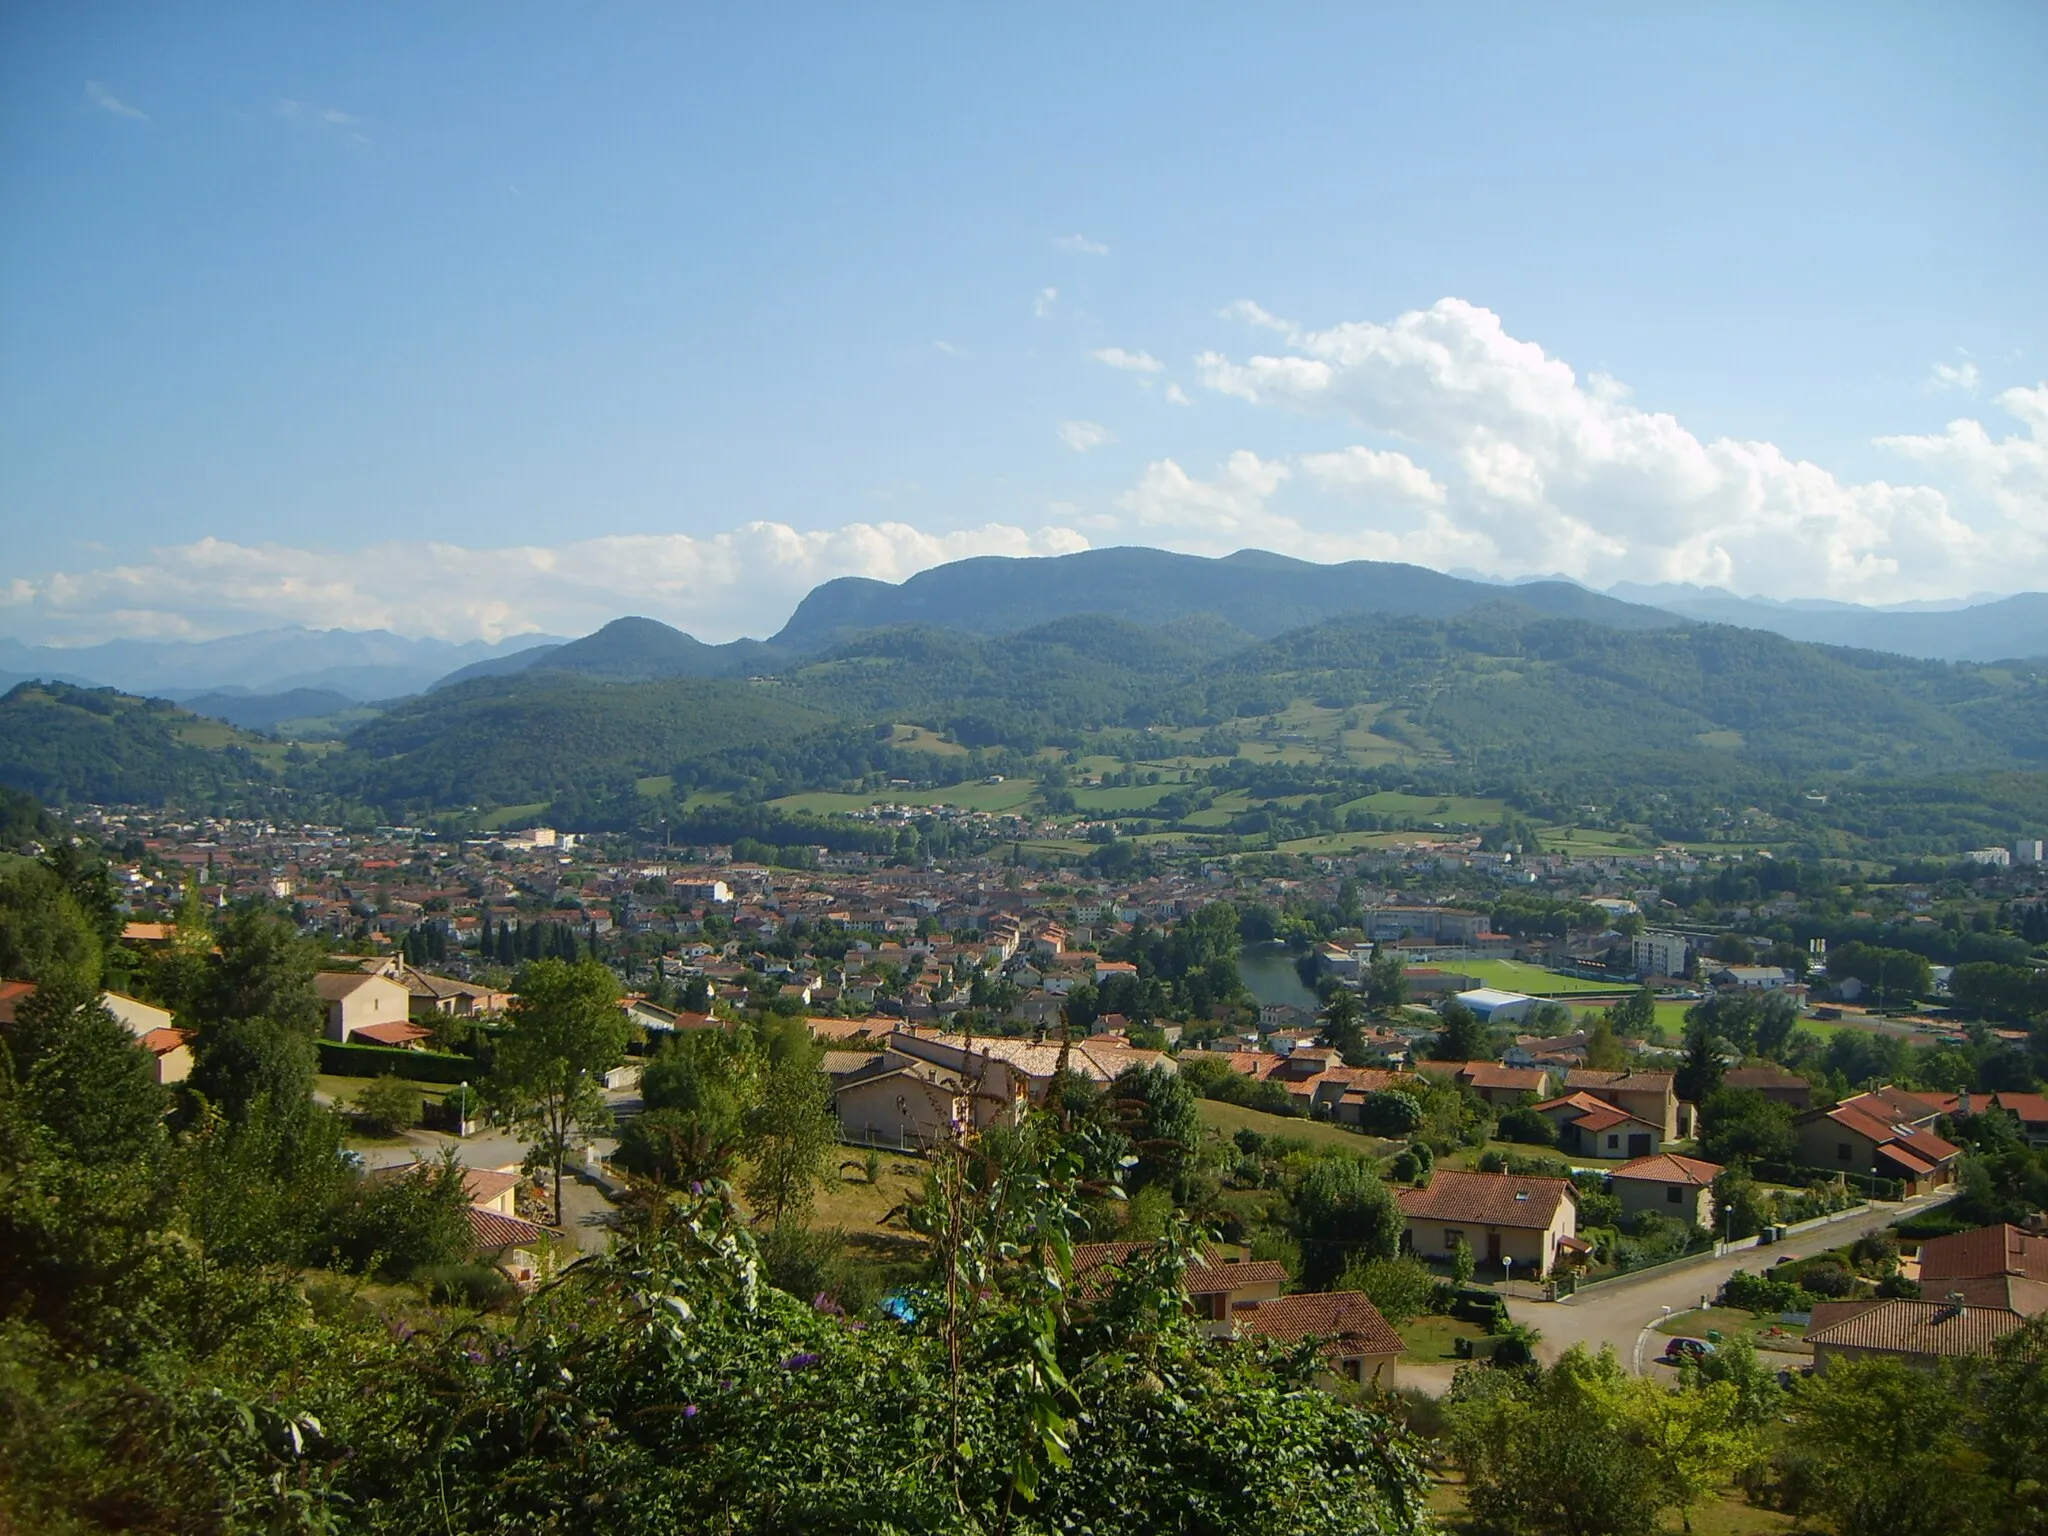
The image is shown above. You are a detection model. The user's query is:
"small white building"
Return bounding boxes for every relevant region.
[1453,987,1537,1026]
[314,971,414,1042]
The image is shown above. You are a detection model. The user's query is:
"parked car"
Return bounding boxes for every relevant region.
[1661,1337,1716,1364]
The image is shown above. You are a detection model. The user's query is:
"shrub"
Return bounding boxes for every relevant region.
[1495,1104,1556,1147]
[354,1074,421,1137]
[1359,1089,1424,1137]
[417,1262,519,1313]
[1797,1260,1855,1298]
[1720,1269,1808,1314]
[1340,1254,1437,1324]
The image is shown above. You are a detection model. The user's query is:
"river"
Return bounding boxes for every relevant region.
[1236,943,1320,1011]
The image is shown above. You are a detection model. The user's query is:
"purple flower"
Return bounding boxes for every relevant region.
[682,1404,699,1420]
[690,1181,704,1195]
[812,1291,844,1316]
[780,1352,822,1372]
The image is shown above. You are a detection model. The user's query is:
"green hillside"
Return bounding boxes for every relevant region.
[0,683,284,807]
[313,673,835,813]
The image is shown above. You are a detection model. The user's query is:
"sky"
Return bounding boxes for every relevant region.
[2,3,2045,646]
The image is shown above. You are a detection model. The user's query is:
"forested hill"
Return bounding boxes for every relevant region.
[3,611,2042,852]
[772,546,1676,648]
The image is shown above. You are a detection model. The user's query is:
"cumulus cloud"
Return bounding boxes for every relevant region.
[1928,360,1980,393]
[1194,296,2047,600]
[1058,420,1114,452]
[87,82,148,120]
[1117,451,1290,540]
[0,521,1093,646]
[1089,346,1163,373]
[1299,446,1445,505]
[1055,233,1109,255]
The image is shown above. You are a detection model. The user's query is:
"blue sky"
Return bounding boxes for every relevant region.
[3,4,2044,643]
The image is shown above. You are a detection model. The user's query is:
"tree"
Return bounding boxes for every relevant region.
[1634,1376,1763,1533]
[1447,1345,1664,1536]
[1449,1235,1476,1288]
[1675,1010,1724,1107]
[0,865,102,992]
[1583,1011,1628,1071]
[1292,1156,1401,1289]
[1827,942,1935,1007]
[627,1030,759,1184]
[1698,1085,1794,1168]
[1359,1088,1424,1137]
[1103,1064,1200,1197]
[191,907,321,1035]
[1773,1354,1989,1536]
[1365,949,1408,1014]
[1610,986,1655,1038]
[1320,990,1366,1065]
[482,958,627,1217]
[1432,999,1485,1062]
[742,1047,837,1229]
[19,988,168,1167]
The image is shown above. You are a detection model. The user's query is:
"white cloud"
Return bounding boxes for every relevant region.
[1218,298,1296,337]
[1299,446,1446,505]
[1194,296,2048,600]
[1928,360,1980,393]
[1165,384,1192,406]
[0,522,1093,646]
[933,340,963,356]
[1089,346,1163,374]
[1058,420,1114,453]
[1055,233,1109,256]
[86,82,148,121]
[1117,451,1290,541]
[1035,287,1058,318]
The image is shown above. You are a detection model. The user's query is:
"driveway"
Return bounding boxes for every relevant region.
[1504,1193,1953,1375]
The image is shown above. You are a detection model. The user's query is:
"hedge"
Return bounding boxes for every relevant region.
[318,1041,483,1085]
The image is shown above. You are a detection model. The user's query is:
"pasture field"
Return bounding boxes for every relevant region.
[770,777,1040,816]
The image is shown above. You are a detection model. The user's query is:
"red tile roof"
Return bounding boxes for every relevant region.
[1918,1223,2048,1284]
[351,1020,432,1047]
[1806,1296,2028,1359]
[465,1206,554,1252]
[1610,1153,1722,1187]
[1396,1169,1575,1230]
[1070,1242,1290,1300]
[1234,1290,1404,1359]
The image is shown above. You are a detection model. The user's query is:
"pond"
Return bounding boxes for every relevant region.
[1236,943,1320,1012]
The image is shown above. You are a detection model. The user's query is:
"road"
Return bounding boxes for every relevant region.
[1503,1193,1953,1376]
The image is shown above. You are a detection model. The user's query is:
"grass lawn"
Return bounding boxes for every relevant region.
[317,1072,453,1108]
[889,723,968,756]
[1452,959,1621,997]
[1397,1313,1487,1364]
[1194,1099,1395,1158]
[1434,1138,1561,1172]
[1655,1306,1810,1353]
[1069,783,1179,812]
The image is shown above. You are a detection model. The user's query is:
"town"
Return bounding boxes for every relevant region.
[6,781,2046,1531]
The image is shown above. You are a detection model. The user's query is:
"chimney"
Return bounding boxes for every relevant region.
[1958,1088,1973,1118]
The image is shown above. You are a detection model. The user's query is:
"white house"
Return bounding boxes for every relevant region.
[1453,987,1537,1026]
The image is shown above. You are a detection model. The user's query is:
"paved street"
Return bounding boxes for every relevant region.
[1504,1193,1954,1375]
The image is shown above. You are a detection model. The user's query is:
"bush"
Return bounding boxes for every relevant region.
[1340,1254,1437,1324]
[1720,1269,1808,1314]
[353,1074,421,1136]
[1359,1089,1424,1137]
[1494,1104,1556,1147]
[417,1262,519,1313]
[1797,1260,1854,1298]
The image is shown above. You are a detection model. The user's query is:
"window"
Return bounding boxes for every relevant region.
[1666,1186,1682,1204]
[1607,1134,1619,1149]
[1837,1142,1853,1162]
[1444,1229,1464,1250]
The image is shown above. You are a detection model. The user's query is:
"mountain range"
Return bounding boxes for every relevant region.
[2,553,2041,717]
[0,627,560,702]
